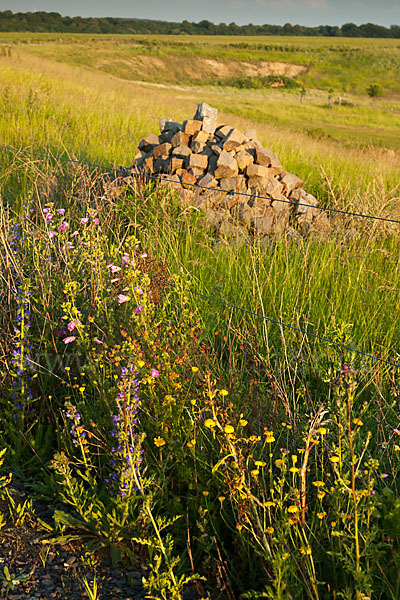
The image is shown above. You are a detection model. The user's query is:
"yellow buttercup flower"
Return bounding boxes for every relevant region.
[191,366,199,373]
[219,389,229,396]
[266,436,275,443]
[318,427,327,435]
[317,491,326,500]
[137,360,145,368]
[202,490,209,496]
[239,419,248,427]
[317,512,327,520]
[288,505,299,514]
[205,419,216,429]
[219,496,225,502]
[254,460,266,467]
[224,424,235,434]
[353,418,363,426]
[330,456,340,463]
[265,527,274,534]
[264,501,276,508]
[154,436,165,447]
[289,467,300,474]
[300,546,312,555]
[312,480,325,487]
[251,469,260,476]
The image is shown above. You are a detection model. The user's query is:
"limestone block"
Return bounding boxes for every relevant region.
[139,134,160,153]
[153,142,172,160]
[172,144,192,159]
[170,158,184,173]
[236,150,254,171]
[223,140,243,152]
[181,171,197,188]
[198,173,218,189]
[243,129,258,141]
[171,131,190,148]
[224,128,246,145]
[194,103,218,135]
[184,119,203,136]
[246,164,271,178]
[193,130,210,143]
[280,172,303,195]
[215,150,239,178]
[191,140,206,154]
[188,153,208,170]
[188,167,205,178]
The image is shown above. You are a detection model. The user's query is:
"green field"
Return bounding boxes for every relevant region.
[1,33,400,600]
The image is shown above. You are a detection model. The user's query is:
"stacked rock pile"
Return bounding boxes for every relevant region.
[131,103,329,239]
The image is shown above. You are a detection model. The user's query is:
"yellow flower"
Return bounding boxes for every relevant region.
[318,427,327,435]
[331,521,336,528]
[239,419,248,427]
[204,419,216,429]
[266,436,275,443]
[254,460,266,467]
[353,418,363,427]
[300,546,312,555]
[190,399,196,405]
[236,523,243,532]
[137,360,145,368]
[79,386,85,393]
[191,366,199,373]
[317,491,326,500]
[317,511,327,520]
[219,389,229,397]
[202,491,209,496]
[288,505,299,514]
[289,467,300,474]
[154,436,165,447]
[264,501,276,508]
[312,480,325,487]
[265,526,274,534]
[330,456,340,463]
[291,455,298,464]
[288,517,298,525]
[187,439,196,448]
[251,469,260,476]
[218,496,225,502]
[224,424,235,434]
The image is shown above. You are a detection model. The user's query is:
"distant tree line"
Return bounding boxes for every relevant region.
[0,11,399,38]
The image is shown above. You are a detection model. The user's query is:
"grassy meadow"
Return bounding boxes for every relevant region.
[1,33,400,599]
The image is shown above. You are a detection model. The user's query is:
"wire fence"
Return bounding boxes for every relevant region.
[1,143,399,370]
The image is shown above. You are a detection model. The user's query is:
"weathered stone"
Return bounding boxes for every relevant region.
[262,177,284,198]
[181,171,197,188]
[211,144,222,156]
[139,134,160,153]
[254,213,276,236]
[184,119,203,136]
[194,102,218,135]
[236,150,254,171]
[175,168,186,177]
[220,175,245,193]
[170,157,184,173]
[171,131,190,148]
[188,153,208,170]
[223,140,243,152]
[208,155,218,174]
[159,117,173,132]
[291,189,319,216]
[215,125,233,139]
[193,130,209,143]
[159,130,174,144]
[224,128,246,145]
[246,164,271,179]
[160,119,182,134]
[280,172,303,195]
[270,195,290,212]
[188,167,205,178]
[191,140,206,154]
[243,129,258,141]
[143,156,154,173]
[215,150,239,178]
[153,142,172,160]
[154,157,171,173]
[172,144,191,159]
[159,173,180,190]
[198,173,218,189]
[243,139,263,152]
[255,148,282,169]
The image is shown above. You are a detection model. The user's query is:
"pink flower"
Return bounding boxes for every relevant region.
[67,321,76,332]
[98,226,102,233]
[122,254,130,265]
[58,221,68,232]
[134,287,143,295]
[63,336,76,344]
[107,264,120,273]
[94,338,104,345]
[381,473,389,478]
[80,217,89,225]
[118,294,130,304]
[57,208,65,216]
[46,213,54,221]
[394,429,400,435]
[71,230,79,237]
[43,207,49,215]
[150,369,160,378]
[135,306,144,314]
[93,217,100,225]
[48,230,57,239]
[140,253,148,259]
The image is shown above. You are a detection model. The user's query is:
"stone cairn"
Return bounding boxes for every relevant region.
[131,103,329,240]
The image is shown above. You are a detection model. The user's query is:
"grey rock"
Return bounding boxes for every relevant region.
[194,102,218,134]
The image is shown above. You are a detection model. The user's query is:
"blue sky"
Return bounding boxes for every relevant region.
[1,0,399,27]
